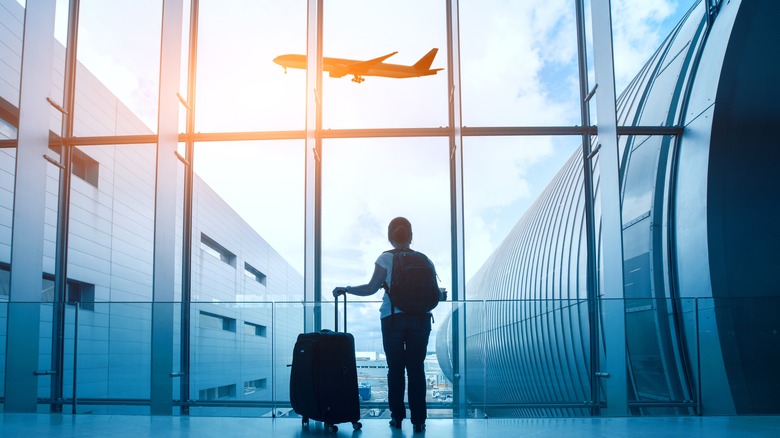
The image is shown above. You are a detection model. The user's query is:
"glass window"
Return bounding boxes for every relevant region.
[194,0,307,132]
[620,136,662,224]
[460,0,580,127]
[463,136,580,281]
[73,0,163,135]
[609,0,698,93]
[322,0,447,129]
[1,0,24,141]
[321,137,451,335]
[0,149,14,272]
[192,140,304,302]
[67,144,156,302]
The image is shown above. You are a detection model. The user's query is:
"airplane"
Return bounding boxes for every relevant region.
[273,48,443,83]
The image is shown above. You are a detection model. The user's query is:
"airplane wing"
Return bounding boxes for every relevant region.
[347,51,398,73]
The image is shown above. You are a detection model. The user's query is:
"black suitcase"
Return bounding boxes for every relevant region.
[290,294,362,433]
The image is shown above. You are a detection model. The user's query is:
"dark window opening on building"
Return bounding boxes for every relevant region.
[243,378,267,395]
[36,271,96,311]
[199,383,237,401]
[244,321,267,337]
[0,263,10,297]
[46,145,100,188]
[244,262,267,285]
[66,279,96,311]
[200,310,236,332]
[201,233,236,267]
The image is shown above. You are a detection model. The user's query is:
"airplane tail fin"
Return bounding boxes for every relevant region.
[413,48,439,71]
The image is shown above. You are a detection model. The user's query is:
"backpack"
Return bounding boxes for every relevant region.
[383,249,440,314]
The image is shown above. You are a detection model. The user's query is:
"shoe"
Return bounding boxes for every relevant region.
[389,418,402,429]
[413,423,425,433]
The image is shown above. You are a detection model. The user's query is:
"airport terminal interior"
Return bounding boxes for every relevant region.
[1,0,779,436]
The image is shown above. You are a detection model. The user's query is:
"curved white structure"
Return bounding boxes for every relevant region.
[438,0,780,416]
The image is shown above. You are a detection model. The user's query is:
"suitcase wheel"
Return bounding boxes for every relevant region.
[325,423,338,433]
[352,421,362,430]
[301,417,309,428]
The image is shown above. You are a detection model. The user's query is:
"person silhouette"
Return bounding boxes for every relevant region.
[333,217,432,432]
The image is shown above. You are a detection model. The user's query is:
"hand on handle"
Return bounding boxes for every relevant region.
[332,287,348,298]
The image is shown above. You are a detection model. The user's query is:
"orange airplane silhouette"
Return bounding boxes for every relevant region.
[274,48,443,83]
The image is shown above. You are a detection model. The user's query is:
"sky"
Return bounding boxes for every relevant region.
[43,0,694,351]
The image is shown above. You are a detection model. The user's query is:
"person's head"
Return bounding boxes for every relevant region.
[388,217,413,248]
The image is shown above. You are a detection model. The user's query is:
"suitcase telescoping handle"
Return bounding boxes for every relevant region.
[335,291,347,333]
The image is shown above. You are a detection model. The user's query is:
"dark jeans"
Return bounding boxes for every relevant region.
[381,313,432,425]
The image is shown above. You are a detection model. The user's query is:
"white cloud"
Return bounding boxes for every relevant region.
[610,0,678,90]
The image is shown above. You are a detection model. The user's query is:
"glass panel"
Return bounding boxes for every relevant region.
[190,302,277,417]
[429,300,456,417]
[321,0,447,129]
[460,0,580,127]
[0,0,24,140]
[189,139,303,413]
[609,0,699,94]
[329,299,453,419]
[626,297,695,415]
[43,156,61,280]
[0,148,14,282]
[172,152,185,404]
[37,303,54,408]
[49,0,68,137]
[66,145,156,302]
[321,137,451,418]
[346,299,386,412]
[463,136,581,282]
[65,302,152,414]
[192,140,305,286]
[273,301,304,413]
[321,137,452,306]
[73,1,163,135]
[468,299,592,416]
[178,1,192,135]
[195,0,306,132]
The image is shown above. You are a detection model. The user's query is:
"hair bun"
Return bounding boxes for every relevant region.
[388,217,412,245]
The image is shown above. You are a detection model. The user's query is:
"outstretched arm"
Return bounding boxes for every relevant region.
[333,263,387,297]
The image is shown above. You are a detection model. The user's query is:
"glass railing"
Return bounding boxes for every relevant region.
[1,297,778,417]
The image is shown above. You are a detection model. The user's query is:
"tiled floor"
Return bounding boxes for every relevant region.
[2,413,780,437]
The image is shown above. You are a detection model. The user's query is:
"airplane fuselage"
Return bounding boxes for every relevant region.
[273,49,442,82]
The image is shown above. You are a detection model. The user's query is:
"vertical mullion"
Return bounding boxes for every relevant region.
[150,0,185,415]
[178,0,199,416]
[589,0,627,416]
[446,0,467,419]
[303,0,322,333]
[50,0,81,413]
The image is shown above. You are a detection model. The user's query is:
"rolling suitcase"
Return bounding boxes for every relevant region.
[290,294,362,433]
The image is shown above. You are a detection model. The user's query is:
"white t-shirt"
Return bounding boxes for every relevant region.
[375,251,398,319]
